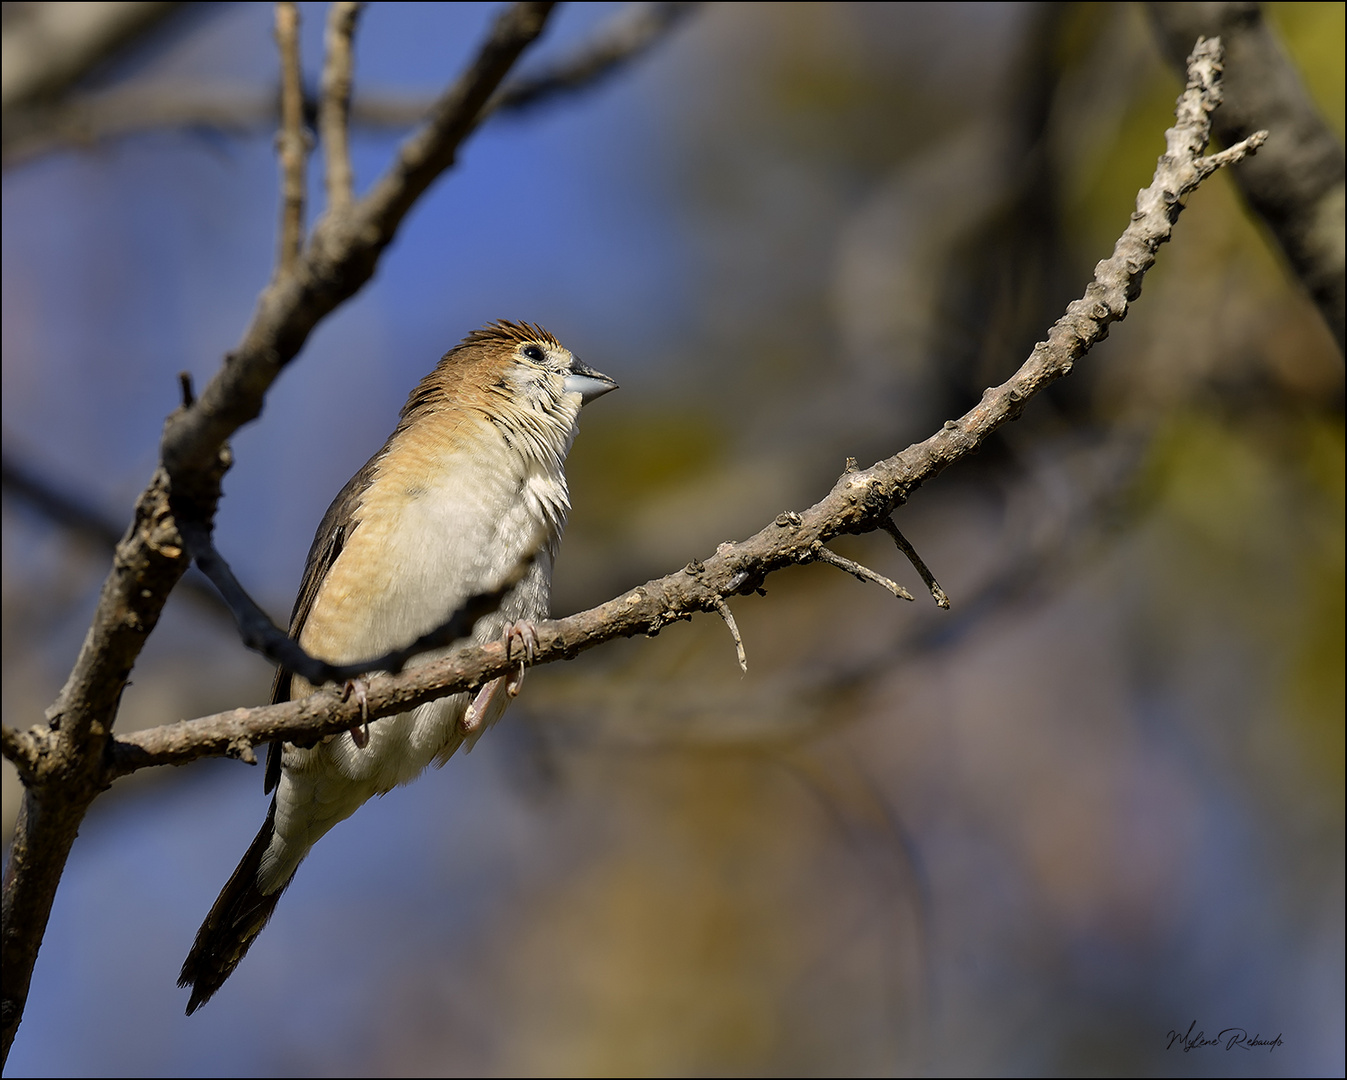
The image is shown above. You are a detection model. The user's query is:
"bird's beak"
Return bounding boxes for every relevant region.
[564,359,618,404]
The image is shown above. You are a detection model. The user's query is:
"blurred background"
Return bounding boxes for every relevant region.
[2,2,1342,1075]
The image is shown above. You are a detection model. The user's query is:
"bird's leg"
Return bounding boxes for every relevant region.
[341,677,371,747]
[461,621,538,734]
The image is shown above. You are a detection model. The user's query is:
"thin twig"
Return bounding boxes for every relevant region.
[274,1,307,275]
[1195,130,1269,178]
[180,519,537,685]
[1,452,231,618]
[880,518,950,609]
[320,1,363,211]
[712,596,748,674]
[3,3,699,168]
[811,542,915,601]
[487,1,699,116]
[0,1,185,116]
[0,727,40,784]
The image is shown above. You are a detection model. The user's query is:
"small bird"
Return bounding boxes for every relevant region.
[179,320,616,1013]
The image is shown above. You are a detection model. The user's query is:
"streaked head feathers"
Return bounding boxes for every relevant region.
[457,319,562,353]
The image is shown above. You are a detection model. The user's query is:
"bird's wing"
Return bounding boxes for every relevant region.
[264,449,385,793]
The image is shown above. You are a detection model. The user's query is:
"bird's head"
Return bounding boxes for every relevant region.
[396,320,617,465]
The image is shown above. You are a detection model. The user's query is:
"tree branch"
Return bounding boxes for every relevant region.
[486,1,700,116]
[100,38,1267,780]
[273,1,307,276]
[1,3,556,1062]
[1147,3,1345,355]
[180,516,538,688]
[0,450,229,618]
[0,29,1268,1067]
[319,1,362,211]
[880,517,950,609]
[0,1,186,116]
[2,2,699,168]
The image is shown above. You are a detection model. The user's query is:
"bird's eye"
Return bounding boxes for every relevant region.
[521,344,545,363]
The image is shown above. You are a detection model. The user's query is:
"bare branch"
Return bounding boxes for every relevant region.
[2,454,126,554]
[810,542,915,602]
[274,2,307,276]
[488,1,700,116]
[1,88,421,169]
[880,518,950,609]
[158,2,555,485]
[0,727,40,785]
[712,597,748,675]
[351,3,556,248]
[320,1,363,211]
[2,2,700,169]
[1147,3,1345,354]
[1196,128,1267,175]
[103,37,1267,778]
[1,451,231,618]
[0,1,186,114]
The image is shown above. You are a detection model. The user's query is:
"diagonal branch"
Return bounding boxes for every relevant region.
[1147,3,1345,354]
[95,37,1269,781]
[487,1,700,116]
[0,451,230,618]
[880,518,950,609]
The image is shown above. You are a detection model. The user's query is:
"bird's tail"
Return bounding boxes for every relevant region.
[179,798,294,1014]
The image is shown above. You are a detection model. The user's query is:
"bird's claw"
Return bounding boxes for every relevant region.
[502,620,538,696]
[342,677,371,747]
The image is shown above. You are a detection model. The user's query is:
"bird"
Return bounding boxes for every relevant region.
[179,320,616,1014]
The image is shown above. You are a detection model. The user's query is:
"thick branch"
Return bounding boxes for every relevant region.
[1147,3,1346,354]
[1,463,220,1064]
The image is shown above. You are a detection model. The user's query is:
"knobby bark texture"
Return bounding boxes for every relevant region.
[1148,2,1346,354]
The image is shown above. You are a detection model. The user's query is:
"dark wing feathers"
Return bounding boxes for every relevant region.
[263,447,382,793]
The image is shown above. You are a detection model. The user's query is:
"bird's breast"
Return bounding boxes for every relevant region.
[298,418,568,665]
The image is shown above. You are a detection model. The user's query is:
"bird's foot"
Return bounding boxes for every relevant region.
[502,619,539,696]
[461,622,538,734]
[342,677,371,747]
